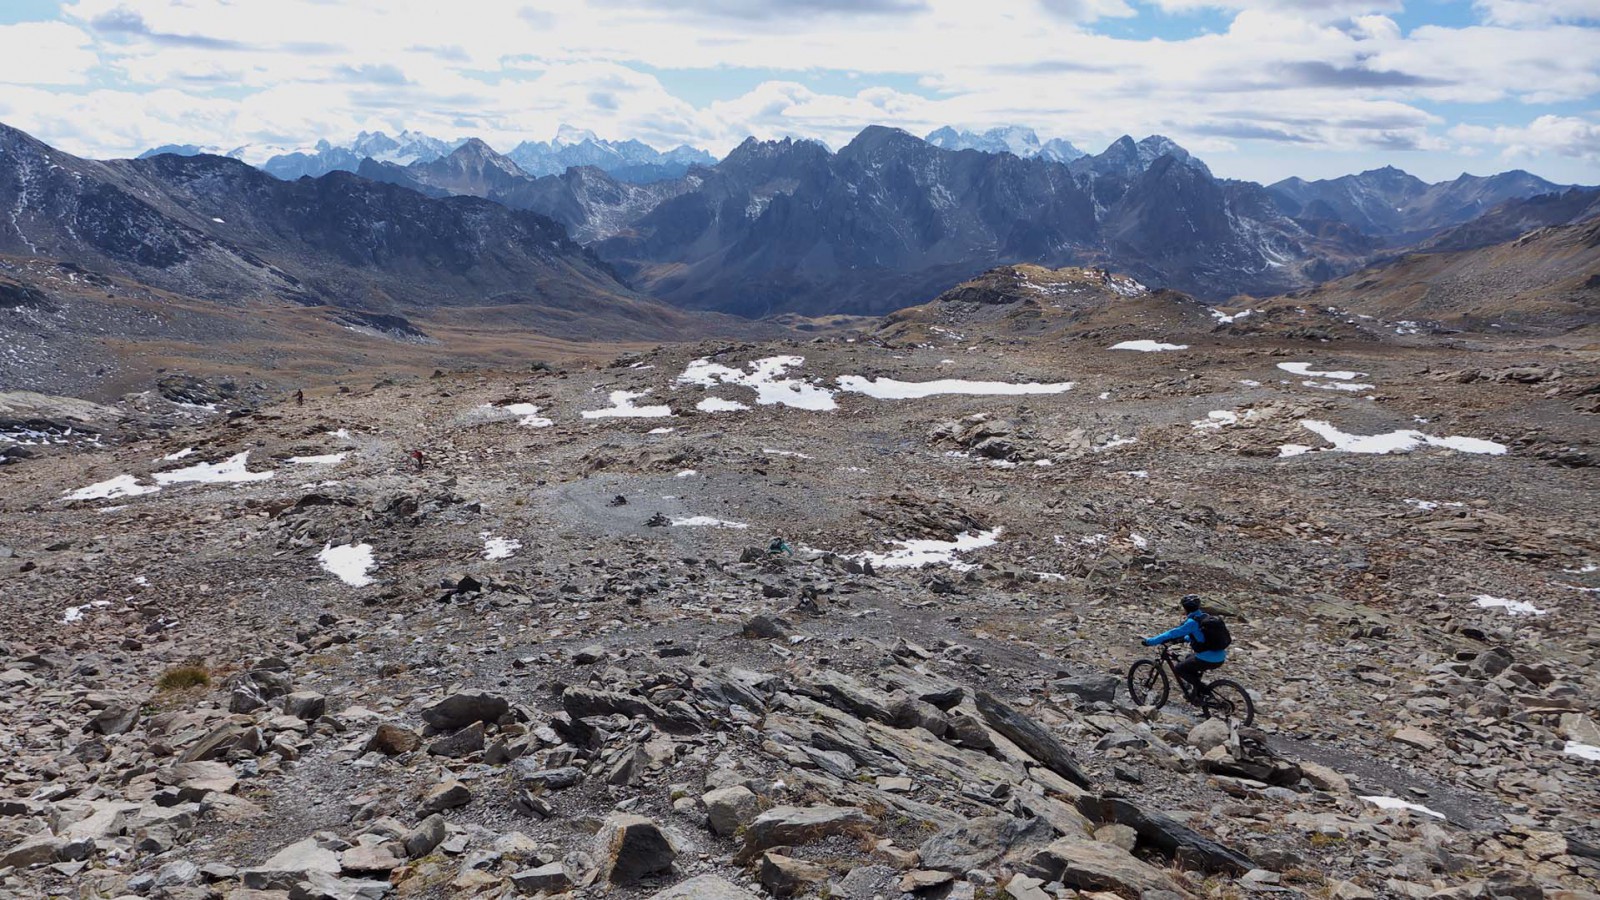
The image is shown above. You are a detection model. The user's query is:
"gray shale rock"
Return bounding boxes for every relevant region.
[645,875,762,899]
[739,805,876,860]
[703,785,760,837]
[596,813,677,884]
[419,691,508,730]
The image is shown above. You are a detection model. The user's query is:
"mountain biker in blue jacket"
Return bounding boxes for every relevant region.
[1143,594,1226,696]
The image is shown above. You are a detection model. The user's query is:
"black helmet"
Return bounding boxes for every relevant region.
[1180,594,1202,613]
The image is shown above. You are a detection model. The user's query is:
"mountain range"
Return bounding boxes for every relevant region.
[138,126,718,186]
[0,119,757,402]
[25,119,1597,326]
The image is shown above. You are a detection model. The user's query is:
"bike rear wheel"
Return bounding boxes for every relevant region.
[1201,679,1255,727]
[1126,659,1170,709]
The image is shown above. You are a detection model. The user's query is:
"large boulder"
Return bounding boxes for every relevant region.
[365,724,421,756]
[1075,796,1254,874]
[1020,837,1191,896]
[1052,674,1121,705]
[419,692,508,730]
[974,691,1092,788]
[703,786,760,837]
[1187,718,1231,752]
[759,852,830,897]
[919,815,1054,872]
[241,837,342,891]
[739,806,876,860]
[596,813,677,884]
[417,780,471,815]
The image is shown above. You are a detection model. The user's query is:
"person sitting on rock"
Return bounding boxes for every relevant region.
[1142,594,1231,697]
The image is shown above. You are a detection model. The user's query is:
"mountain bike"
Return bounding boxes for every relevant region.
[1126,643,1255,726]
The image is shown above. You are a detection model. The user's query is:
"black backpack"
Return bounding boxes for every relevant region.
[1194,613,1232,652]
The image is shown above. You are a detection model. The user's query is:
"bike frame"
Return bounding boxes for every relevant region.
[1154,642,1207,696]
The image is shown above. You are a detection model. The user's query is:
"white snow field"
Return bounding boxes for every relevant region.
[1277,362,1365,380]
[1359,796,1446,819]
[1109,340,1188,352]
[1472,595,1547,616]
[678,356,838,411]
[856,528,1001,570]
[482,535,521,560]
[1279,421,1507,457]
[582,390,673,419]
[318,543,375,586]
[835,376,1074,399]
[64,474,159,501]
[155,451,275,485]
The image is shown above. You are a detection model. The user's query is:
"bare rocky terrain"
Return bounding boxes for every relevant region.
[2,277,1598,900]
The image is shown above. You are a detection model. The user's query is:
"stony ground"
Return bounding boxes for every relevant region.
[2,323,1598,900]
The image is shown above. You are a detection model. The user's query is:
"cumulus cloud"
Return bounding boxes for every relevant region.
[0,0,1574,182]
[1453,115,1600,161]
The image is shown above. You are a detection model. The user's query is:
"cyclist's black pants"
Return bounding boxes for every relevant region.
[1175,655,1223,693]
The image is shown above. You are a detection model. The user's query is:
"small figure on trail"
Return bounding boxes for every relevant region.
[410,449,425,472]
[768,536,794,556]
[1142,594,1231,697]
[295,389,304,406]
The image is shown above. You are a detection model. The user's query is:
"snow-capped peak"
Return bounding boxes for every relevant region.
[924,125,1083,161]
[553,124,601,147]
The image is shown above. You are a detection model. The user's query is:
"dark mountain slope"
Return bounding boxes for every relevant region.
[0,121,662,329]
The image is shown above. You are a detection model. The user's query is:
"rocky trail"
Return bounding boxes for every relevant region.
[1,328,1598,900]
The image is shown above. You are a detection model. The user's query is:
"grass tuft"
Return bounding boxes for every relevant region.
[156,665,211,691]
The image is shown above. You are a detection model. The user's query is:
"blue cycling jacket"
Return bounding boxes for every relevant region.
[1144,611,1227,663]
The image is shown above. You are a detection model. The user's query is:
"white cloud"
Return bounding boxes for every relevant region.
[1452,115,1600,162]
[0,22,99,85]
[1474,0,1600,27]
[0,0,1573,184]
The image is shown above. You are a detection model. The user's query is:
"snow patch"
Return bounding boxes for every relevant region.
[669,516,749,529]
[1564,742,1600,762]
[162,448,196,461]
[856,528,1000,570]
[763,448,812,459]
[287,453,347,465]
[582,390,673,419]
[1360,796,1445,819]
[65,474,159,502]
[482,535,521,560]
[678,356,837,411]
[697,397,750,413]
[155,452,274,485]
[836,376,1074,399]
[318,543,375,586]
[499,403,554,427]
[1093,435,1137,452]
[1473,594,1546,616]
[1280,421,1506,457]
[62,600,112,623]
[1278,362,1364,380]
[1110,340,1187,352]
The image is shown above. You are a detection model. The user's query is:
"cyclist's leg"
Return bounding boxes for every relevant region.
[1174,655,1205,696]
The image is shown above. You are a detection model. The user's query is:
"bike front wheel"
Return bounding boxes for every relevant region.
[1202,679,1255,727]
[1126,659,1170,709]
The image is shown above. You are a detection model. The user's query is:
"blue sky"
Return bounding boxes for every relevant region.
[0,0,1596,184]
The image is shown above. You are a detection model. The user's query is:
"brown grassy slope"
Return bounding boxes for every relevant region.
[1293,218,1600,330]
